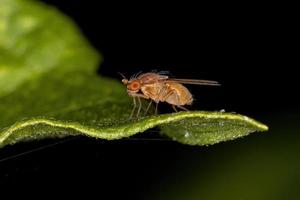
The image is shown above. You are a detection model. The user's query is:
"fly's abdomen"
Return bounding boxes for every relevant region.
[165,83,193,106]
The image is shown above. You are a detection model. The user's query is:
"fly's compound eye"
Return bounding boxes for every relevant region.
[128,81,140,91]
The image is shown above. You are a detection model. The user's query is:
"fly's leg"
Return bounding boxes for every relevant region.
[144,100,152,116]
[142,89,158,115]
[152,86,171,115]
[130,97,136,118]
[155,102,159,115]
[129,93,149,118]
[177,105,189,111]
[172,105,178,112]
[162,90,188,113]
[136,96,142,117]
[158,88,180,113]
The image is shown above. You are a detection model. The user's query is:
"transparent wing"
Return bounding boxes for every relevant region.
[167,78,220,86]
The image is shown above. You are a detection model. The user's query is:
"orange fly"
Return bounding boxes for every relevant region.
[120,72,220,117]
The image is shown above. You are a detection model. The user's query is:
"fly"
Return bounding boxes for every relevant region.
[120,72,220,117]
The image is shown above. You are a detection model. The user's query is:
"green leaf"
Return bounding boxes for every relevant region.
[0,0,268,148]
[0,0,100,97]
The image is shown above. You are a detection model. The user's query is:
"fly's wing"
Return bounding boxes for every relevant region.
[138,72,169,84]
[166,78,220,86]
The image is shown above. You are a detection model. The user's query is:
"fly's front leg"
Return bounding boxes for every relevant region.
[130,97,136,118]
[130,93,149,118]
[136,96,142,117]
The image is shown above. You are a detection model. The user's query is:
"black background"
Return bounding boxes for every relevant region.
[35,1,297,115]
[1,1,298,198]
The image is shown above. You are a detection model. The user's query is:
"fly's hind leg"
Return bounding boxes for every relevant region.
[159,89,181,113]
[172,105,178,112]
[164,90,189,113]
[177,105,189,111]
[172,105,188,112]
[157,86,176,114]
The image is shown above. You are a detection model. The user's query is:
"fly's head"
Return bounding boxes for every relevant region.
[120,73,141,96]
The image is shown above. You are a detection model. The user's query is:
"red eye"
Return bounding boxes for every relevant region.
[129,81,140,90]
[132,83,138,88]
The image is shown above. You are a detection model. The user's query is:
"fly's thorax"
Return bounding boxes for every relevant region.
[137,73,168,84]
[141,82,166,102]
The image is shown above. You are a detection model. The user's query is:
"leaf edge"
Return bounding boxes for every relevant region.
[0,111,268,148]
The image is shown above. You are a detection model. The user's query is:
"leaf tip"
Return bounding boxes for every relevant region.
[260,123,269,131]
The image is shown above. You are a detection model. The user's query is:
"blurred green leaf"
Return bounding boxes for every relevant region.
[0,0,100,96]
[0,0,268,148]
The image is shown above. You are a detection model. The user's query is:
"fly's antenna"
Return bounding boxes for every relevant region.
[118,72,129,85]
[118,72,126,79]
